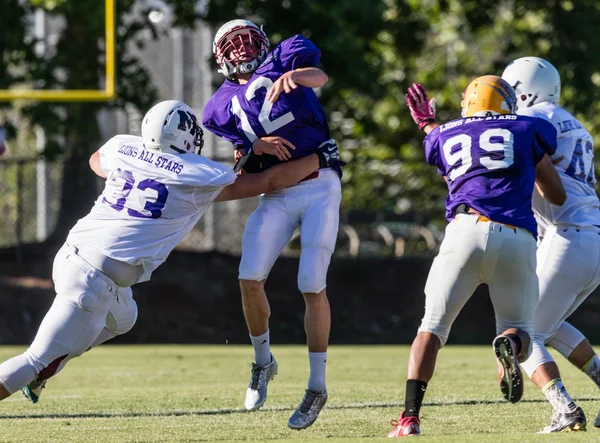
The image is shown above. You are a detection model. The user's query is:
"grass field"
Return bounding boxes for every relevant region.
[0,345,598,442]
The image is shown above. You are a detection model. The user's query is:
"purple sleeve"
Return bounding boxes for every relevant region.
[201,95,248,150]
[424,128,445,175]
[279,35,321,71]
[532,118,558,163]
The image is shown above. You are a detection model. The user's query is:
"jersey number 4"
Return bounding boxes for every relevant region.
[230,76,295,142]
[442,128,514,180]
[103,168,169,219]
[565,137,595,188]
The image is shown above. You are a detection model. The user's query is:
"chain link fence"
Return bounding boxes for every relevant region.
[0,155,441,258]
[0,158,62,251]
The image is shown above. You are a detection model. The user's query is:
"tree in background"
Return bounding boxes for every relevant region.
[1,0,197,241]
[2,0,600,245]
[204,0,600,227]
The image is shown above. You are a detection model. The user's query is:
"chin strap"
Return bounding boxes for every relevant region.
[234,59,260,75]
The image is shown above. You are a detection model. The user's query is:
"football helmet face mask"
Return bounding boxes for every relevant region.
[461,75,517,118]
[501,57,561,109]
[141,100,204,155]
[213,19,270,79]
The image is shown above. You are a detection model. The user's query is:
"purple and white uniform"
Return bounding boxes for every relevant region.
[202,35,341,293]
[418,115,557,347]
[425,114,557,235]
[0,134,237,396]
[68,135,236,283]
[203,35,333,168]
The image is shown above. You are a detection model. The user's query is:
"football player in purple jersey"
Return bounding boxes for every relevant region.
[202,19,342,429]
[387,76,566,438]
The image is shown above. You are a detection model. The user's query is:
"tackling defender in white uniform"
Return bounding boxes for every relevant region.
[0,100,342,403]
[503,57,600,432]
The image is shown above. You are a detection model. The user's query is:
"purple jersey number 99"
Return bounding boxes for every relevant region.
[102,168,169,219]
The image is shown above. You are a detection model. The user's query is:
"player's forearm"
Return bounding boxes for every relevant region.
[214,154,320,202]
[535,155,566,206]
[263,154,319,191]
[422,122,440,135]
[292,68,328,88]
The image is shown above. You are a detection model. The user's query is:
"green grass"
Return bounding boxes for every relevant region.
[0,345,598,442]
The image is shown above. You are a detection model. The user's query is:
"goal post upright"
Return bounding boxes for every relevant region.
[0,0,116,102]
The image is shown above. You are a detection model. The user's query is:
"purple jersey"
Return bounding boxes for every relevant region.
[424,115,557,234]
[202,35,332,170]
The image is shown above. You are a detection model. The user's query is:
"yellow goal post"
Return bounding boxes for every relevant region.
[0,0,115,102]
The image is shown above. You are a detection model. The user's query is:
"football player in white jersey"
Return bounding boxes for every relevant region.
[502,57,600,432]
[0,100,343,403]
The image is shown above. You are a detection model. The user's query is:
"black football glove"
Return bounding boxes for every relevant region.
[316,139,346,169]
[233,151,264,173]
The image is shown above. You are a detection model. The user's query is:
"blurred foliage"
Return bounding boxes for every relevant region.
[0,0,198,238]
[2,0,600,236]
[205,0,600,225]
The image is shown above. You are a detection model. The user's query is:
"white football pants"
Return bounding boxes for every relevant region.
[238,169,341,294]
[0,243,138,394]
[419,214,538,351]
[521,225,600,376]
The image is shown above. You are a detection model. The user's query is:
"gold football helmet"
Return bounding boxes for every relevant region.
[461,75,517,117]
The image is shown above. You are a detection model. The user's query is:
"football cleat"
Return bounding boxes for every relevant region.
[493,334,523,403]
[538,407,587,433]
[21,379,46,404]
[387,412,421,438]
[593,409,600,428]
[288,389,328,430]
[244,354,278,411]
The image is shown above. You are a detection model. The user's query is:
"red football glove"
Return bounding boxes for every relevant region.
[405,83,436,130]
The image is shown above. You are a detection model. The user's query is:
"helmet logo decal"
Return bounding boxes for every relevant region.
[177,110,195,132]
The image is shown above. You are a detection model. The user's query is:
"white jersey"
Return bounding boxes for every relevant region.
[518,103,600,229]
[67,135,236,283]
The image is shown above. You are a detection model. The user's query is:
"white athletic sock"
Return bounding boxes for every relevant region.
[250,330,271,367]
[308,351,327,391]
[583,354,600,388]
[542,379,577,413]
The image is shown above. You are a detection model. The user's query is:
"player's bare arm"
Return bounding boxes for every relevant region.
[217,139,344,202]
[215,153,320,202]
[89,150,107,179]
[252,136,296,161]
[535,154,566,206]
[267,68,328,103]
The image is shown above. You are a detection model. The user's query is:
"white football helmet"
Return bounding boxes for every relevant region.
[213,19,270,79]
[501,57,561,109]
[141,100,203,155]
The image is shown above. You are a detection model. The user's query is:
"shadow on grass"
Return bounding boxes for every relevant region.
[1,397,599,420]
